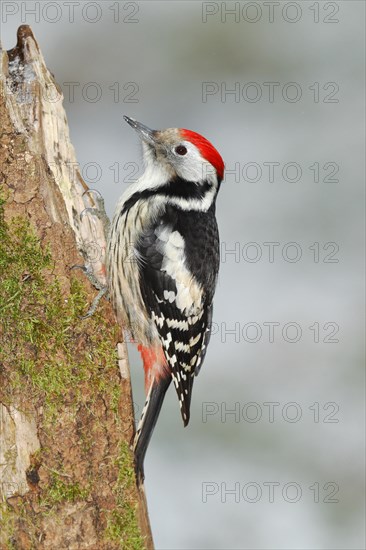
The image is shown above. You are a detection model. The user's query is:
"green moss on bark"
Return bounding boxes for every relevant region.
[0,191,146,549]
[105,441,146,549]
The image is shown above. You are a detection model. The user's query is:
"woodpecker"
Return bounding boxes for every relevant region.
[106,116,224,483]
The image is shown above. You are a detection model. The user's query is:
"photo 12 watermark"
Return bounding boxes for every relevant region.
[201,401,340,423]
[201,480,340,503]
[202,81,339,103]
[201,2,340,24]
[5,79,140,106]
[209,321,340,344]
[220,241,340,263]
[223,161,340,184]
[1,1,140,24]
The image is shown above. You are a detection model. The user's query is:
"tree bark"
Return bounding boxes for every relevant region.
[0,25,153,550]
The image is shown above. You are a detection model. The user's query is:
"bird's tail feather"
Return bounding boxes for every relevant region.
[133,374,171,484]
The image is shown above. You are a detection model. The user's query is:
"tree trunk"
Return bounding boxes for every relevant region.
[0,25,153,550]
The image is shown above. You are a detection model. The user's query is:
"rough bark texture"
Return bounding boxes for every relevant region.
[0,26,153,550]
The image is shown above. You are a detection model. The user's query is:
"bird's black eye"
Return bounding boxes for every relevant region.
[175,145,187,156]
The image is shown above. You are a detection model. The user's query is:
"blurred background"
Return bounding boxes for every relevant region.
[1,1,365,548]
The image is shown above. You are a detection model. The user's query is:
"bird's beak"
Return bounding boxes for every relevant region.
[124,116,157,146]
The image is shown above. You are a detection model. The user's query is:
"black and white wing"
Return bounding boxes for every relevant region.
[136,204,219,425]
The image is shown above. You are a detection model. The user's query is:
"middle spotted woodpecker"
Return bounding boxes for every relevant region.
[107,116,224,483]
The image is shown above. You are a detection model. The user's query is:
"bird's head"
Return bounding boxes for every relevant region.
[124,116,224,192]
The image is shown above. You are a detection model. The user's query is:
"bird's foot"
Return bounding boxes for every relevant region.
[81,189,111,240]
[71,265,108,319]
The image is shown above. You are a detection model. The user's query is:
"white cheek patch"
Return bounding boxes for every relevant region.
[175,142,217,187]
